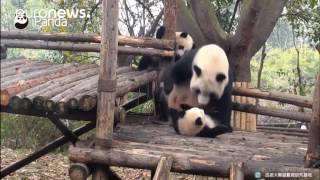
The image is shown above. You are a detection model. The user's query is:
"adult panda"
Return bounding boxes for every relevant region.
[165,44,233,136]
[171,104,231,137]
[137,26,195,71]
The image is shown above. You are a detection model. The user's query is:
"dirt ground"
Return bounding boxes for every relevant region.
[1,148,197,180]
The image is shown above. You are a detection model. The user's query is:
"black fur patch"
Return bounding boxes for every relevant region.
[178,45,184,49]
[193,65,202,76]
[192,43,196,49]
[156,26,166,39]
[180,32,188,38]
[195,117,203,126]
[178,110,186,118]
[216,73,226,82]
[180,104,192,110]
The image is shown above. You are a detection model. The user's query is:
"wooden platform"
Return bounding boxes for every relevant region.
[1,58,156,115]
[69,114,319,179]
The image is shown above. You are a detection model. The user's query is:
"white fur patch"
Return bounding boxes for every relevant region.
[190,44,229,105]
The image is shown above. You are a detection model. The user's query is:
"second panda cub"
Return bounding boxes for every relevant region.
[171,105,230,138]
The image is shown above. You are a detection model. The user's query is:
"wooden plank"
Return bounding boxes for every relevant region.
[152,156,173,180]
[230,162,245,180]
[93,0,119,178]
[305,74,320,167]
[232,103,311,122]
[1,31,175,50]
[233,87,312,108]
[69,143,320,179]
[2,39,174,57]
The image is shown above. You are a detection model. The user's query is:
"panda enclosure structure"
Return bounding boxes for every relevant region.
[0,0,319,179]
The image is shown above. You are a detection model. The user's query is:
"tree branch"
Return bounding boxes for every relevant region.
[229,0,287,81]
[82,0,102,32]
[189,0,228,49]
[145,9,164,37]
[227,0,241,33]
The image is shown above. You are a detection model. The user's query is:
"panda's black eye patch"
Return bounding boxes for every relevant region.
[195,117,203,126]
[178,45,184,49]
[180,32,188,38]
[193,65,202,76]
[216,73,226,82]
[194,88,201,95]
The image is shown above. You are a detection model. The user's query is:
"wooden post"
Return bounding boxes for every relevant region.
[94,0,119,179]
[69,163,90,180]
[152,156,173,180]
[305,74,320,168]
[154,0,177,120]
[229,162,245,180]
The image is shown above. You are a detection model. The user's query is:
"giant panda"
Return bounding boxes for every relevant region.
[170,104,231,137]
[137,26,195,71]
[164,44,233,136]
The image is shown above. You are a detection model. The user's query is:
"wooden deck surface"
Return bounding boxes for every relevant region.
[70,114,317,179]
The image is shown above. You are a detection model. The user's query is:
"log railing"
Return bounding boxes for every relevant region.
[1,31,175,50]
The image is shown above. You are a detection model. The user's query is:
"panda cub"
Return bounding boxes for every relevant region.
[166,44,233,136]
[137,26,195,71]
[171,104,231,137]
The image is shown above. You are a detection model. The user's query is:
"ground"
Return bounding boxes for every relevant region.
[1,148,197,180]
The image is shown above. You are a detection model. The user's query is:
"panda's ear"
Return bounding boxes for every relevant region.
[193,65,202,76]
[195,117,203,126]
[180,104,192,110]
[180,32,188,38]
[192,43,196,49]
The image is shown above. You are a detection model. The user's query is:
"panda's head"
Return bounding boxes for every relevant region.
[175,32,195,59]
[177,105,206,136]
[190,44,229,105]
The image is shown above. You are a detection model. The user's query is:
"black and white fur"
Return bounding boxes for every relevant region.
[137,26,195,71]
[165,44,233,136]
[171,104,231,138]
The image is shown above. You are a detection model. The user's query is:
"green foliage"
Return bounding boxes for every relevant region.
[251,47,320,94]
[0,113,88,150]
[285,0,320,45]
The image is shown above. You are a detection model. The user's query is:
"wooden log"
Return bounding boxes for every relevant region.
[1,64,66,86]
[1,31,174,50]
[2,39,174,57]
[230,162,245,180]
[1,61,52,78]
[232,103,311,122]
[117,71,157,97]
[305,74,320,168]
[69,143,320,179]
[93,0,119,179]
[152,156,173,180]
[256,126,308,133]
[0,58,27,69]
[0,122,95,178]
[233,87,313,108]
[1,64,95,106]
[258,129,308,137]
[69,163,90,180]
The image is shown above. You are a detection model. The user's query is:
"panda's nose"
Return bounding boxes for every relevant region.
[209,93,219,102]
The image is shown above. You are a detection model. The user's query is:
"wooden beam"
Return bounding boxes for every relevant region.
[69,163,90,180]
[1,39,174,57]
[233,87,312,108]
[305,74,320,168]
[0,122,95,178]
[232,103,311,122]
[69,144,320,179]
[48,116,78,143]
[152,156,173,180]
[1,31,174,50]
[93,0,119,179]
[230,162,245,180]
